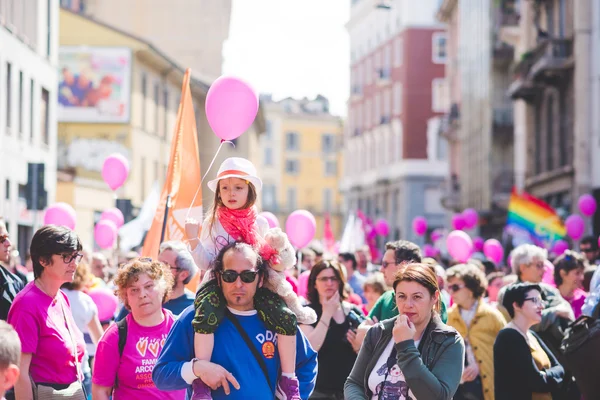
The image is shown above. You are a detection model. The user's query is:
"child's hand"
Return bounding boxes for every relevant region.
[185,218,200,240]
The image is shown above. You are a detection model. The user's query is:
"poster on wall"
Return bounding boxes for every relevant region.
[58,47,132,123]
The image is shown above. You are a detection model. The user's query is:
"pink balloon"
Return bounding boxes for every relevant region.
[412,216,427,236]
[260,211,279,228]
[285,210,317,248]
[452,214,466,231]
[375,219,390,236]
[552,240,569,256]
[431,229,444,242]
[88,288,119,322]
[483,239,504,264]
[102,153,129,191]
[94,220,117,249]
[43,202,76,230]
[205,76,259,141]
[423,244,437,258]
[446,230,473,262]
[473,237,485,252]
[565,215,585,240]
[100,208,125,229]
[462,208,479,229]
[542,260,556,287]
[578,194,597,217]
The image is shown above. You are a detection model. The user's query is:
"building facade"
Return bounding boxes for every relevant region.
[257,95,344,239]
[342,0,448,245]
[437,0,517,237]
[0,0,59,257]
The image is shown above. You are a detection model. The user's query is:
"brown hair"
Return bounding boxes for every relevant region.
[307,260,348,306]
[446,263,488,299]
[363,272,387,295]
[207,181,258,235]
[393,263,441,313]
[114,258,174,310]
[62,262,94,291]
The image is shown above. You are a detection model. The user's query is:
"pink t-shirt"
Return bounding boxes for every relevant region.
[565,288,587,319]
[7,282,85,384]
[93,310,185,400]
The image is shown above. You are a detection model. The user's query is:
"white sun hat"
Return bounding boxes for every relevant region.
[207,157,263,192]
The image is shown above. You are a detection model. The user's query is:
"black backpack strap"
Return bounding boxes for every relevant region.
[225,309,274,395]
[114,318,128,388]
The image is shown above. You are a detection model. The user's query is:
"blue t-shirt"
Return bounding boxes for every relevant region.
[116,290,195,321]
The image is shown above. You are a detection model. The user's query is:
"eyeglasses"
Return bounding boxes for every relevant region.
[524,297,547,307]
[381,261,398,269]
[220,270,258,284]
[580,248,596,253]
[61,253,83,264]
[0,234,9,244]
[317,276,340,283]
[530,261,545,270]
[447,284,465,292]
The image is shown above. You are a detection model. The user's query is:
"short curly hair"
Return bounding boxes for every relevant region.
[446,263,488,299]
[114,258,174,311]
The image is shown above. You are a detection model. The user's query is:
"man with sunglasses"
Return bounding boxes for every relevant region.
[0,218,23,322]
[153,242,318,399]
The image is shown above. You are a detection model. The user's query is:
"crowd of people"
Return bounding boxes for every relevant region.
[0,157,599,400]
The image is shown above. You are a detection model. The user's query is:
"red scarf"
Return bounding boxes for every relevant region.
[217,206,279,264]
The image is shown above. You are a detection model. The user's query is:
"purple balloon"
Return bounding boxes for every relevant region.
[100,208,125,229]
[43,203,76,230]
[473,237,485,252]
[552,240,569,256]
[259,211,280,228]
[452,214,466,231]
[578,194,597,217]
[285,210,316,248]
[565,214,585,240]
[88,288,118,322]
[446,230,473,262]
[412,216,427,236]
[102,153,130,191]
[483,239,504,264]
[94,220,117,249]
[375,219,390,236]
[431,229,444,242]
[462,208,479,229]
[206,76,259,141]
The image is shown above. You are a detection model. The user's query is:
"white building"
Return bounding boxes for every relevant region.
[0,0,59,256]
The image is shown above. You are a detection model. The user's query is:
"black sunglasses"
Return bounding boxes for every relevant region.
[220,270,258,284]
[447,284,465,292]
[0,234,9,244]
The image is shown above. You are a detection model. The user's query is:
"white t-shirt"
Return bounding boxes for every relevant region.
[63,289,98,359]
[368,339,418,400]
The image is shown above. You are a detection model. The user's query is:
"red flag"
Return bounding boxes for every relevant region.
[324,213,335,252]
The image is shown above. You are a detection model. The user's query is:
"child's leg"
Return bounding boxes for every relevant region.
[277,334,297,377]
[194,333,214,361]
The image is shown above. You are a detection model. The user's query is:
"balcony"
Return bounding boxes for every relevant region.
[440,174,461,212]
[491,168,514,209]
[376,68,391,86]
[497,0,520,48]
[492,106,513,137]
[507,52,539,102]
[438,103,460,141]
[379,115,390,125]
[529,38,574,84]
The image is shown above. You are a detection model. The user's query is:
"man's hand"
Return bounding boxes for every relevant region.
[193,360,240,394]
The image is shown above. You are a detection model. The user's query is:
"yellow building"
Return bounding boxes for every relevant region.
[57,8,264,249]
[256,95,344,242]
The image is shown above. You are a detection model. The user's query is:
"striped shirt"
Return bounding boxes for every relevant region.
[0,265,24,320]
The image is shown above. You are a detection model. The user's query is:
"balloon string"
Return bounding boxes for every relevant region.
[185,140,235,221]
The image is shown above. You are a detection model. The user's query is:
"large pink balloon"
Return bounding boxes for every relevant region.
[452,214,466,231]
[565,215,585,240]
[43,203,76,230]
[483,239,504,264]
[473,236,485,252]
[102,153,130,191]
[260,211,279,228]
[412,216,427,236]
[552,240,569,256]
[94,220,117,249]
[375,218,390,236]
[100,208,125,229]
[462,208,479,229]
[285,210,317,248]
[205,76,259,141]
[88,288,119,322]
[446,230,473,262]
[578,194,597,217]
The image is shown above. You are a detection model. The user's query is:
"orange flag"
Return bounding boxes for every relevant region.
[142,68,203,260]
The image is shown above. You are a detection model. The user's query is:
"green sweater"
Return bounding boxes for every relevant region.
[368,290,448,323]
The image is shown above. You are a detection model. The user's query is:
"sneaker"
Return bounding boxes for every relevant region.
[275,376,301,400]
[191,379,212,400]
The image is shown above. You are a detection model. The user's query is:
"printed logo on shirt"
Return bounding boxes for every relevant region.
[133,334,169,389]
[255,330,277,359]
[374,361,415,400]
[262,341,275,359]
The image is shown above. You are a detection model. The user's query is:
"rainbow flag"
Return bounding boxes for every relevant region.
[505,188,565,246]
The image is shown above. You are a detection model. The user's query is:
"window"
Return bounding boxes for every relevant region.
[393,82,402,114]
[323,188,332,212]
[432,79,449,112]
[163,88,169,137]
[322,134,335,153]
[154,82,159,134]
[6,62,12,129]
[432,32,447,64]
[5,179,9,200]
[141,73,147,130]
[264,147,273,166]
[40,88,49,145]
[29,79,34,141]
[18,70,23,136]
[262,185,276,210]
[325,160,337,176]
[285,159,300,175]
[394,37,403,67]
[287,187,297,211]
[46,0,51,57]
[266,119,273,139]
[285,131,299,151]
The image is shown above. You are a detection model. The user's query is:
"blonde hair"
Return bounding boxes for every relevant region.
[114,258,173,310]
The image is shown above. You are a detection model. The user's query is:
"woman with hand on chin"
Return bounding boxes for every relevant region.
[345,263,465,400]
